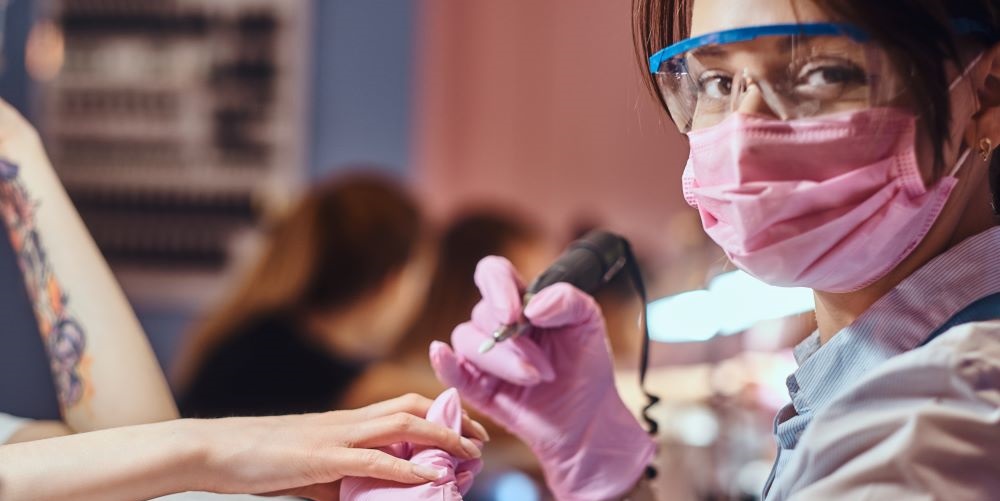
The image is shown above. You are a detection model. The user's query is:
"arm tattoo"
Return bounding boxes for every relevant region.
[0,159,87,408]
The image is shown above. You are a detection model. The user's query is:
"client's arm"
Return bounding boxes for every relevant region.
[4,421,71,444]
[0,394,489,501]
[0,99,177,431]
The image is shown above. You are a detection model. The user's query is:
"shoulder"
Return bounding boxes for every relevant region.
[923,319,1000,365]
[776,321,1000,500]
[815,320,1000,411]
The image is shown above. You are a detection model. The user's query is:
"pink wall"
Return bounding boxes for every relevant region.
[412,1,694,269]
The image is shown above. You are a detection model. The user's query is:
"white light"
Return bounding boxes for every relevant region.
[707,271,814,335]
[737,459,776,496]
[494,471,540,501]
[648,271,813,343]
[648,289,719,342]
[673,405,720,447]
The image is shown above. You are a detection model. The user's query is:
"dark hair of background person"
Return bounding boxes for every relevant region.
[632,0,1000,184]
[341,210,544,408]
[394,210,544,357]
[172,171,424,416]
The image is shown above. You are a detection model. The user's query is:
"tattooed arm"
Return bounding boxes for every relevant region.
[0,99,177,431]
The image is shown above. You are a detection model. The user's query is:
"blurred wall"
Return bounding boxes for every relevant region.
[139,0,420,393]
[310,0,415,177]
[412,0,690,259]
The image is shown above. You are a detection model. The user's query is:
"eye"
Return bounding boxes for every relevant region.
[697,71,734,100]
[794,59,868,100]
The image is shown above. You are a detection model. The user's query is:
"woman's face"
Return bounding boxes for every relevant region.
[680,0,999,294]
[686,0,983,185]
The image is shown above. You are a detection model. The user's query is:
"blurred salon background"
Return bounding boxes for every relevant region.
[0,1,816,500]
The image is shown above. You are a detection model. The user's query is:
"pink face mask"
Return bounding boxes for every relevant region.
[682,64,978,293]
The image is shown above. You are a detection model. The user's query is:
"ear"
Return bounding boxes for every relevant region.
[965,44,1000,156]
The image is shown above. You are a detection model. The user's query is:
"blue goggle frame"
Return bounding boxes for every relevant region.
[648,19,1000,75]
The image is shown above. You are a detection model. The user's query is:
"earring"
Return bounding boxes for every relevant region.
[980,137,994,162]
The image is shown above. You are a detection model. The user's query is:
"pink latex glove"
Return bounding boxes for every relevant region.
[430,256,655,501]
[340,388,483,501]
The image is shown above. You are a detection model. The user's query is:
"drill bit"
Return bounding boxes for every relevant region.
[478,322,532,353]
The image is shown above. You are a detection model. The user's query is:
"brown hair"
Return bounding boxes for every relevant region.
[632,0,1000,175]
[174,171,423,388]
[393,210,543,357]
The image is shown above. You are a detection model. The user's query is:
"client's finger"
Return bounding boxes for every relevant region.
[349,393,490,442]
[346,413,482,460]
[335,448,445,484]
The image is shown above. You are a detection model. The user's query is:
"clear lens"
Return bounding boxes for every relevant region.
[654,34,904,132]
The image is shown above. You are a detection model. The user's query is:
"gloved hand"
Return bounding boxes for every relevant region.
[430,256,655,501]
[339,388,483,501]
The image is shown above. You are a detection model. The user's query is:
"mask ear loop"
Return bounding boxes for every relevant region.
[945,52,987,180]
[949,147,975,177]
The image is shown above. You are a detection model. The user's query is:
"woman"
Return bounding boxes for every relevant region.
[431,0,1000,499]
[175,173,434,417]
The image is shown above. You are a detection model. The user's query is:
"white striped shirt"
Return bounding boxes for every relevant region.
[765,227,1000,500]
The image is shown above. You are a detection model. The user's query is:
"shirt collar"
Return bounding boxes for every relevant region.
[787,227,1000,417]
[792,331,821,365]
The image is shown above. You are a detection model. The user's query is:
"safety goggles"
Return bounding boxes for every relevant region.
[648,21,1000,133]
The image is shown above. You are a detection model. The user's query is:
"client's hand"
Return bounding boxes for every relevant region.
[340,388,483,500]
[195,393,489,501]
[430,256,655,501]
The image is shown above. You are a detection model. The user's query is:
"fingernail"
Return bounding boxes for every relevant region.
[414,465,447,481]
[460,437,482,458]
[471,420,491,442]
[519,362,542,385]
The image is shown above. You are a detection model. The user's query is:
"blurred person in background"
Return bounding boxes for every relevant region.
[343,209,549,408]
[174,173,435,417]
[341,209,553,495]
[429,0,1000,500]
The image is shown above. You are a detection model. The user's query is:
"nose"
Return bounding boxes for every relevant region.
[733,73,781,120]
